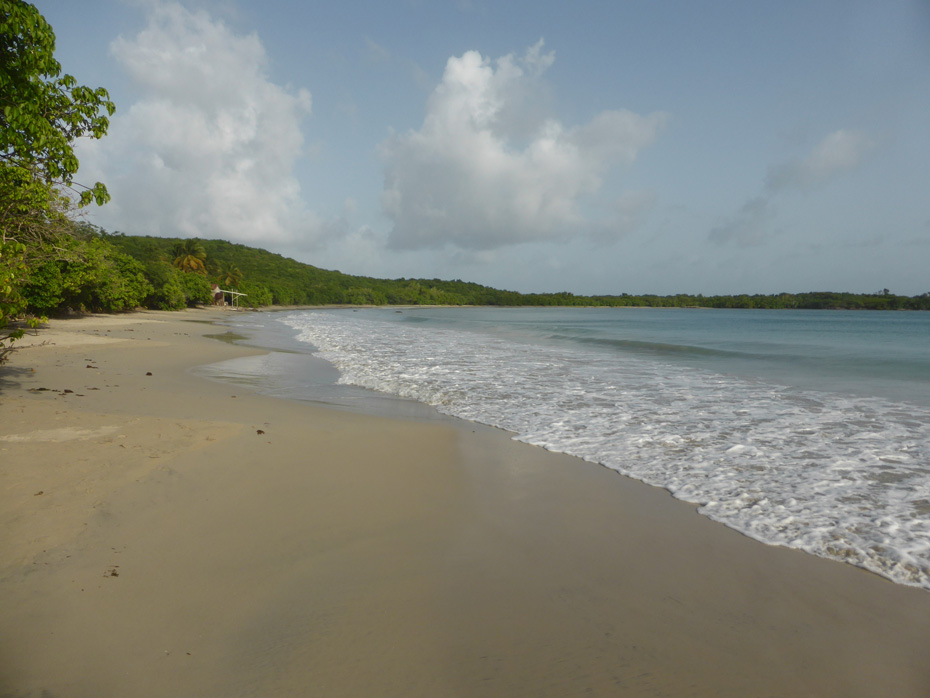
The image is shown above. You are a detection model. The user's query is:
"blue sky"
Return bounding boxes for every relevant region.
[39,0,930,295]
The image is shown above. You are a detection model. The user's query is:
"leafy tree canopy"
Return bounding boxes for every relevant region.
[214,260,243,287]
[1,1,115,360]
[103,233,930,312]
[171,239,207,274]
[0,0,114,207]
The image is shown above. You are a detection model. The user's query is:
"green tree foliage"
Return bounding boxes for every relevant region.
[102,233,930,312]
[1,1,115,359]
[135,260,211,310]
[0,0,114,206]
[214,260,243,287]
[20,233,151,313]
[171,238,207,274]
[177,267,212,305]
[140,261,186,310]
[237,279,272,307]
[0,237,26,361]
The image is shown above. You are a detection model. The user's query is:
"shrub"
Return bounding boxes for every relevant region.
[238,280,272,307]
[21,237,152,313]
[177,270,212,306]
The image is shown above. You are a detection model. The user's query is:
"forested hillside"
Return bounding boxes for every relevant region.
[8,222,930,322]
[104,232,508,306]
[104,231,930,311]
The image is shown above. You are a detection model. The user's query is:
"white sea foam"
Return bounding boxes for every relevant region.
[281,310,930,589]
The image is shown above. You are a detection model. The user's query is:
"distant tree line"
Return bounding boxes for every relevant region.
[3,222,929,348]
[99,231,930,312]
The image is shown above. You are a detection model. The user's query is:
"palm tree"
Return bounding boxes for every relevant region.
[216,261,243,288]
[171,239,207,274]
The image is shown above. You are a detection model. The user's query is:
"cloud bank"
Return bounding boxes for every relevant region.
[379,41,667,250]
[78,1,319,246]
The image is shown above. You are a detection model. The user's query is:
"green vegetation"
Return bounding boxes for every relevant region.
[19,228,151,313]
[6,221,930,336]
[1,0,115,361]
[171,238,207,274]
[102,231,930,311]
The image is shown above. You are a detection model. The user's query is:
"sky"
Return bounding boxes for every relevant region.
[38,0,930,295]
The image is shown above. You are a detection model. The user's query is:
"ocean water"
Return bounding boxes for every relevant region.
[234,307,930,590]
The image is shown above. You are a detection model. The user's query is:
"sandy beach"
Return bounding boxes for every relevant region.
[2,308,929,698]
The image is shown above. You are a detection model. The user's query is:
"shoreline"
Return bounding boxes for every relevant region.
[2,308,930,697]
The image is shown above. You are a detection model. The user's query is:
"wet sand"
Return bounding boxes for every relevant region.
[2,308,929,697]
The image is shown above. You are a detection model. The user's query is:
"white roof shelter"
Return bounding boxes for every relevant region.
[220,289,247,308]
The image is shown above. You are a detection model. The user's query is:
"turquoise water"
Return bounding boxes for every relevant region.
[219,307,930,590]
[387,307,930,407]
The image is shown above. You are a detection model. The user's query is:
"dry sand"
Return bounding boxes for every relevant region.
[1,308,929,698]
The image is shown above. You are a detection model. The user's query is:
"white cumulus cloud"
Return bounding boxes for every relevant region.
[77,1,320,246]
[379,41,667,250]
